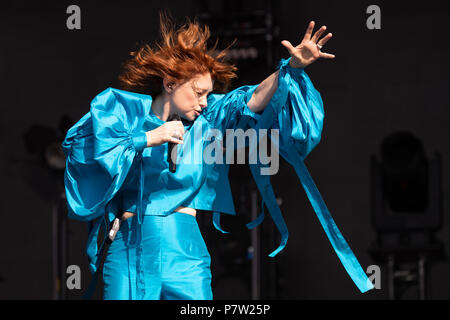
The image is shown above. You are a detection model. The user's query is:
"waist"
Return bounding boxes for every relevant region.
[173,206,197,217]
[122,206,196,218]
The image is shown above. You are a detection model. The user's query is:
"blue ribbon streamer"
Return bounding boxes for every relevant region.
[248,163,289,258]
[291,159,374,293]
[246,198,265,229]
[213,211,229,234]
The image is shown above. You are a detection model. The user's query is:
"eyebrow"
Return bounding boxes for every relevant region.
[192,81,213,93]
[196,88,213,94]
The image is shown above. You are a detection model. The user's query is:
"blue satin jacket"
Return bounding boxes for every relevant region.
[62,58,374,293]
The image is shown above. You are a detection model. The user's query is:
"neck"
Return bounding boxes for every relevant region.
[151,93,173,122]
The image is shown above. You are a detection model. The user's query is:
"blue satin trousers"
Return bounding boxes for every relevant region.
[102,212,213,300]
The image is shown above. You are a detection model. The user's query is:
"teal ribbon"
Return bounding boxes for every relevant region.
[213,211,229,234]
[246,198,265,229]
[248,163,289,258]
[129,152,145,299]
[291,159,374,293]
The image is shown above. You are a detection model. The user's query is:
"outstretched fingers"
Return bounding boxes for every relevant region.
[311,25,327,43]
[317,32,334,58]
[302,21,315,42]
[281,40,295,54]
[319,51,335,59]
[317,32,333,47]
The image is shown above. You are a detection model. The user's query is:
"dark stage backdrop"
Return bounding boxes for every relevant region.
[0,0,449,299]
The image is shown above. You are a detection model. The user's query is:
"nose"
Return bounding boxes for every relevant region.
[199,96,208,108]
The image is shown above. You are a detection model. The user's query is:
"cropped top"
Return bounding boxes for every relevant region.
[62,57,374,293]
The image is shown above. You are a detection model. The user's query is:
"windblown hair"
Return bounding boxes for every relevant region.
[118,11,238,96]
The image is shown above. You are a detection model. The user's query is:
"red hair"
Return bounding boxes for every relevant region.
[118,11,238,96]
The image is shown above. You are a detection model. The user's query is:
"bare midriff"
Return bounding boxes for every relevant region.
[122,205,196,220]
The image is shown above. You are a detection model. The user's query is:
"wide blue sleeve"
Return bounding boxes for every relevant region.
[276,59,324,160]
[62,87,151,222]
[202,58,324,157]
[201,59,310,233]
[244,57,326,255]
[244,57,324,159]
[247,58,374,293]
[203,85,262,133]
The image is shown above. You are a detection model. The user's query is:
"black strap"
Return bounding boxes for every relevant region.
[82,209,123,300]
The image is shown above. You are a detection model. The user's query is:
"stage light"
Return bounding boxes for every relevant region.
[369,130,446,300]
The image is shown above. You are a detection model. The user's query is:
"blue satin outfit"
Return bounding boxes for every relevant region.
[62,57,374,300]
[103,212,212,300]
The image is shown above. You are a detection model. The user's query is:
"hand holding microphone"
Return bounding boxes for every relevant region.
[144,116,184,147]
[166,113,182,172]
[144,113,184,172]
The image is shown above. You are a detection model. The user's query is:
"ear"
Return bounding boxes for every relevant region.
[163,78,177,94]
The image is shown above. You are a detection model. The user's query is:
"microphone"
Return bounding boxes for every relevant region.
[167,113,181,173]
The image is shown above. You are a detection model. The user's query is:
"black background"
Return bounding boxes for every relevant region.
[1,0,449,300]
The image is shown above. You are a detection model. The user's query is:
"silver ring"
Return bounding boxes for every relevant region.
[317,43,323,49]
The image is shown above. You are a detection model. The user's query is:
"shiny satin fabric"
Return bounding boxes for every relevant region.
[103,212,212,300]
[62,83,260,274]
[63,84,260,223]
[244,58,374,292]
[62,56,374,296]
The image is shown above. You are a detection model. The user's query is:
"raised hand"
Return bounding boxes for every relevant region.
[281,20,335,68]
